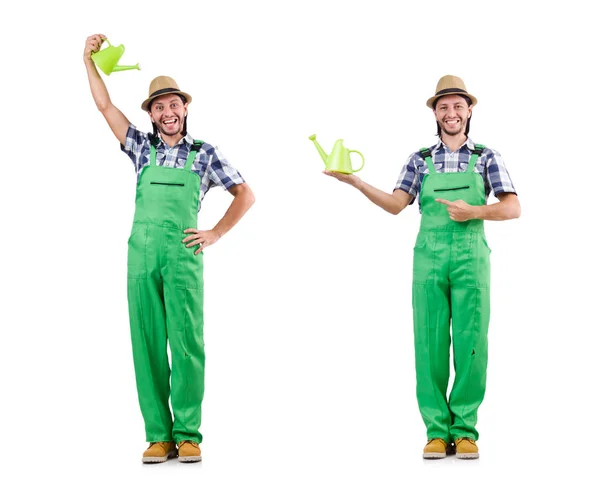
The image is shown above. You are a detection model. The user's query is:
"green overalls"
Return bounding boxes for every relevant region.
[412,145,490,442]
[127,140,206,444]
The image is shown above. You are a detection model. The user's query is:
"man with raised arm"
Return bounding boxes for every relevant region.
[84,33,255,464]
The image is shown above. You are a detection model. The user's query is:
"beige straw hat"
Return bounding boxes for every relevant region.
[426,75,477,109]
[141,76,192,111]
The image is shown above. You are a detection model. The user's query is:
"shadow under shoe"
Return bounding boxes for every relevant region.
[142,441,177,463]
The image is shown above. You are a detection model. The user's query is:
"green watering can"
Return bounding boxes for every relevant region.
[308,134,365,174]
[91,39,140,76]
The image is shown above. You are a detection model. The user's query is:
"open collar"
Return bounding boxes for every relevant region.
[155,132,194,147]
[432,136,476,155]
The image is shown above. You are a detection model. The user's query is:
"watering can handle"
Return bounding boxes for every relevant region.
[348,150,365,173]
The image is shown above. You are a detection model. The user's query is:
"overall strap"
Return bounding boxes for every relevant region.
[419,147,437,174]
[466,144,485,173]
[149,134,161,167]
[184,140,204,171]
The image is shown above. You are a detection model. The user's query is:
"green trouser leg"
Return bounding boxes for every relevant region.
[413,280,452,442]
[165,281,205,443]
[127,273,173,442]
[448,233,490,440]
[413,231,452,442]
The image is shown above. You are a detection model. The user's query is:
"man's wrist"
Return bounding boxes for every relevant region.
[471,205,485,220]
[85,58,98,72]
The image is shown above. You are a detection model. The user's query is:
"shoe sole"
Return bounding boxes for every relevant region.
[142,451,177,463]
[178,455,202,463]
[456,453,479,459]
[423,452,446,459]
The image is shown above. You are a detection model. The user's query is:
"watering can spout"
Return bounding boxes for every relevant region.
[112,63,141,72]
[308,134,329,166]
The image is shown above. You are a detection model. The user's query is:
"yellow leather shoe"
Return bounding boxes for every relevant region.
[178,440,202,463]
[423,438,449,459]
[455,438,479,459]
[142,441,177,463]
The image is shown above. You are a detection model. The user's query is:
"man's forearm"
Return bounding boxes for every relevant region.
[212,185,255,238]
[85,60,112,112]
[472,194,521,221]
[355,180,409,215]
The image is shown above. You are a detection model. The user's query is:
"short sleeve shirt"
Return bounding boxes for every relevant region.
[120,124,245,210]
[394,137,516,208]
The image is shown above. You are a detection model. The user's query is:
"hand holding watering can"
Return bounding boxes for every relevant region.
[84,34,140,75]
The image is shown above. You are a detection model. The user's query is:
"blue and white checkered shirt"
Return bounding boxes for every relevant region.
[394,137,516,208]
[121,124,245,210]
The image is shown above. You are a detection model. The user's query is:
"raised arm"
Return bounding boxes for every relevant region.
[83,34,131,146]
[324,171,413,215]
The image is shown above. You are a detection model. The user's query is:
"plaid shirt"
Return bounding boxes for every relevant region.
[394,137,516,207]
[121,124,245,210]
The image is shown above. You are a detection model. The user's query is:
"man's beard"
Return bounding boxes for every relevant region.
[439,120,464,137]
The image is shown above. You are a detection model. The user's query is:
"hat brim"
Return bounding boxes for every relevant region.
[141,89,192,111]
[426,91,477,109]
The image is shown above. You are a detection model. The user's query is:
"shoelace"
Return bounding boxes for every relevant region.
[179,440,198,448]
[148,441,172,448]
[426,438,445,445]
[456,438,475,445]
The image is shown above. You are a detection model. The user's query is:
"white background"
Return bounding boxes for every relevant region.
[1,0,598,476]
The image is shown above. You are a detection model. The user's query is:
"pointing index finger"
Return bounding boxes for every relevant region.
[435,198,452,206]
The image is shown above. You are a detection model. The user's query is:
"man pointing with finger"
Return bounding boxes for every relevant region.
[325,75,520,459]
[84,34,255,463]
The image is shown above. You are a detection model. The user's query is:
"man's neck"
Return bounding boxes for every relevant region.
[441,133,467,153]
[161,133,184,148]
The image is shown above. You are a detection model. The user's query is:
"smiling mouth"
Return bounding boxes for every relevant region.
[163,118,178,126]
[445,119,460,126]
